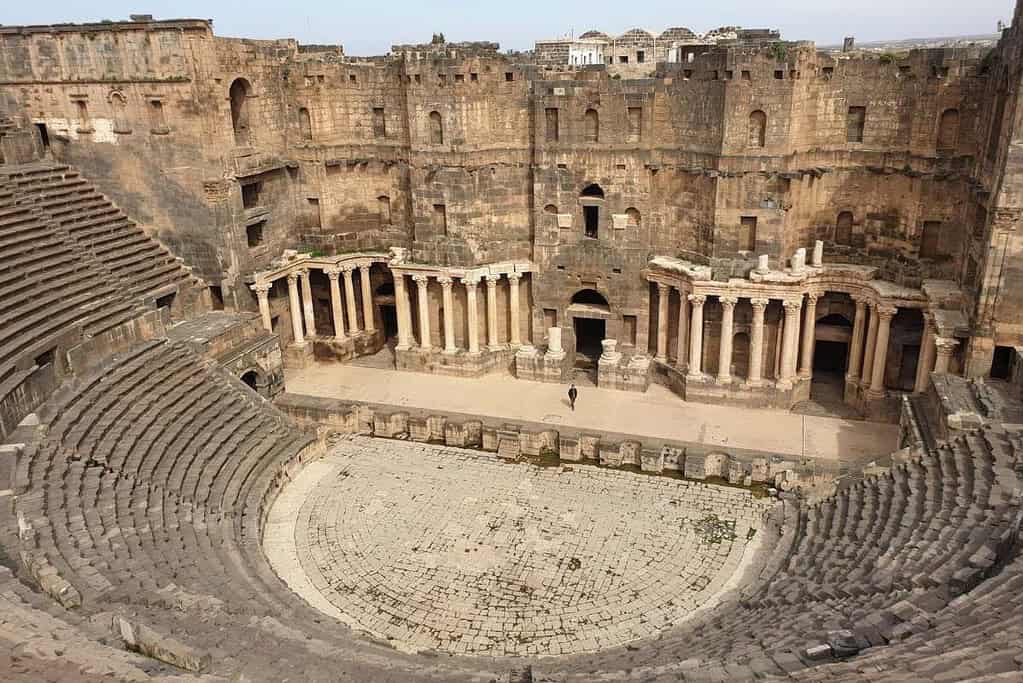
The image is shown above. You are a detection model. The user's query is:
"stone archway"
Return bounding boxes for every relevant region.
[568,289,610,373]
[240,369,263,395]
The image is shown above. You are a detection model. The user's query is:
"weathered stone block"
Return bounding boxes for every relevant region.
[559,436,581,461]
[579,434,601,460]
[640,448,664,473]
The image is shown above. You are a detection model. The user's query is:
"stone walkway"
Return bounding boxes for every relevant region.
[264,437,774,657]
[286,362,900,463]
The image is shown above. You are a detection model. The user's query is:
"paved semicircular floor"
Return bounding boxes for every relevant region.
[264,437,775,657]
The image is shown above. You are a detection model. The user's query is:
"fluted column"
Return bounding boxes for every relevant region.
[846,297,868,384]
[507,273,522,347]
[779,299,803,385]
[299,268,316,338]
[655,283,670,362]
[868,305,897,394]
[798,293,818,379]
[860,305,879,386]
[687,294,706,377]
[933,337,958,374]
[287,272,305,346]
[914,315,937,392]
[252,283,272,332]
[485,274,500,350]
[326,268,347,340]
[675,287,689,369]
[465,276,481,354]
[342,265,360,334]
[717,296,738,383]
[359,261,376,334]
[439,276,456,354]
[393,273,412,350]
[412,274,432,351]
[747,298,768,386]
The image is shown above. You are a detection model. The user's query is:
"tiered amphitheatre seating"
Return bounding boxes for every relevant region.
[551,427,1023,681]
[1,163,195,303]
[0,175,141,399]
[15,340,315,613]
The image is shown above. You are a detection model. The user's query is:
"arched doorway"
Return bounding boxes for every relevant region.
[580,184,605,239]
[569,289,609,370]
[241,370,260,393]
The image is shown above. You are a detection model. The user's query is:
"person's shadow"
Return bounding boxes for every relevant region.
[561,397,573,408]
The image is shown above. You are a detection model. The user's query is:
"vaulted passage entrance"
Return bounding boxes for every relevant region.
[574,317,605,363]
[811,312,852,405]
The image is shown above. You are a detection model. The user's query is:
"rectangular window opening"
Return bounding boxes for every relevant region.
[545,107,559,142]
[373,107,386,137]
[247,220,266,248]
[627,106,643,142]
[739,216,757,252]
[847,106,866,143]
[584,205,599,238]
[433,204,448,236]
[242,182,262,209]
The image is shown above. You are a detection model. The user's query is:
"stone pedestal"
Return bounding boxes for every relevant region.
[597,341,651,393]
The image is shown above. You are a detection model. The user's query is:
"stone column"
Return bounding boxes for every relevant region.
[393,273,412,350]
[934,337,958,374]
[868,305,897,394]
[846,297,868,384]
[439,276,456,354]
[748,298,768,387]
[779,299,803,384]
[655,283,670,362]
[326,268,347,340]
[465,276,481,354]
[342,265,360,334]
[798,293,818,379]
[687,294,706,377]
[914,316,937,392]
[359,261,376,334]
[507,273,522,347]
[252,283,272,332]
[412,274,432,352]
[860,305,879,386]
[485,274,500,350]
[675,286,689,369]
[717,295,738,383]
[287,272,305,346]
[299,268,316,338]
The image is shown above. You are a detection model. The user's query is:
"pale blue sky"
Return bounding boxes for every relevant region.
[8,0,1013,55]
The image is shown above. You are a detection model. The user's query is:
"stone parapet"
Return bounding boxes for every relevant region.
[275,392,851,492]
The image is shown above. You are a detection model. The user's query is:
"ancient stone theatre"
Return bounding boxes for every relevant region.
[0,3,1023,682]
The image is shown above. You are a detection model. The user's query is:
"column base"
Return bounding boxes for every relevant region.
[863,388,887,401]
[655,354,668,363]
[687,371,706,380]
[442,347,459,355]
[744,378,765,388]
[716,375,732,385]
[798,370,812,380]
[395,343,413,351]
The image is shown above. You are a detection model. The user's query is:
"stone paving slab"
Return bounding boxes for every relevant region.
[265,436,775,657]
[286,362,900,463]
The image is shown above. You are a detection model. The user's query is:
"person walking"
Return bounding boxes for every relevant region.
[568,383,578,411]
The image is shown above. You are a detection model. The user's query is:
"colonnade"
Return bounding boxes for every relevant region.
[251,260,376,344]
[652,283,954,394]
[393,270,523,354]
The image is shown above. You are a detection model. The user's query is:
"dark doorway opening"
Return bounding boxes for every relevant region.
[811,340,848,404]
[574,317,605,365]
[814,340,848,374]
[36,123,50,149]
[898,344,920,390]
[583,205,599,239]
[992,345,1015,380]
[241,371,259,392]
[380,305,398,340]
[209,285,224,311]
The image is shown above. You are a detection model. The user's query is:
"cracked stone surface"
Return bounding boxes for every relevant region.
[264,436,773,657]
